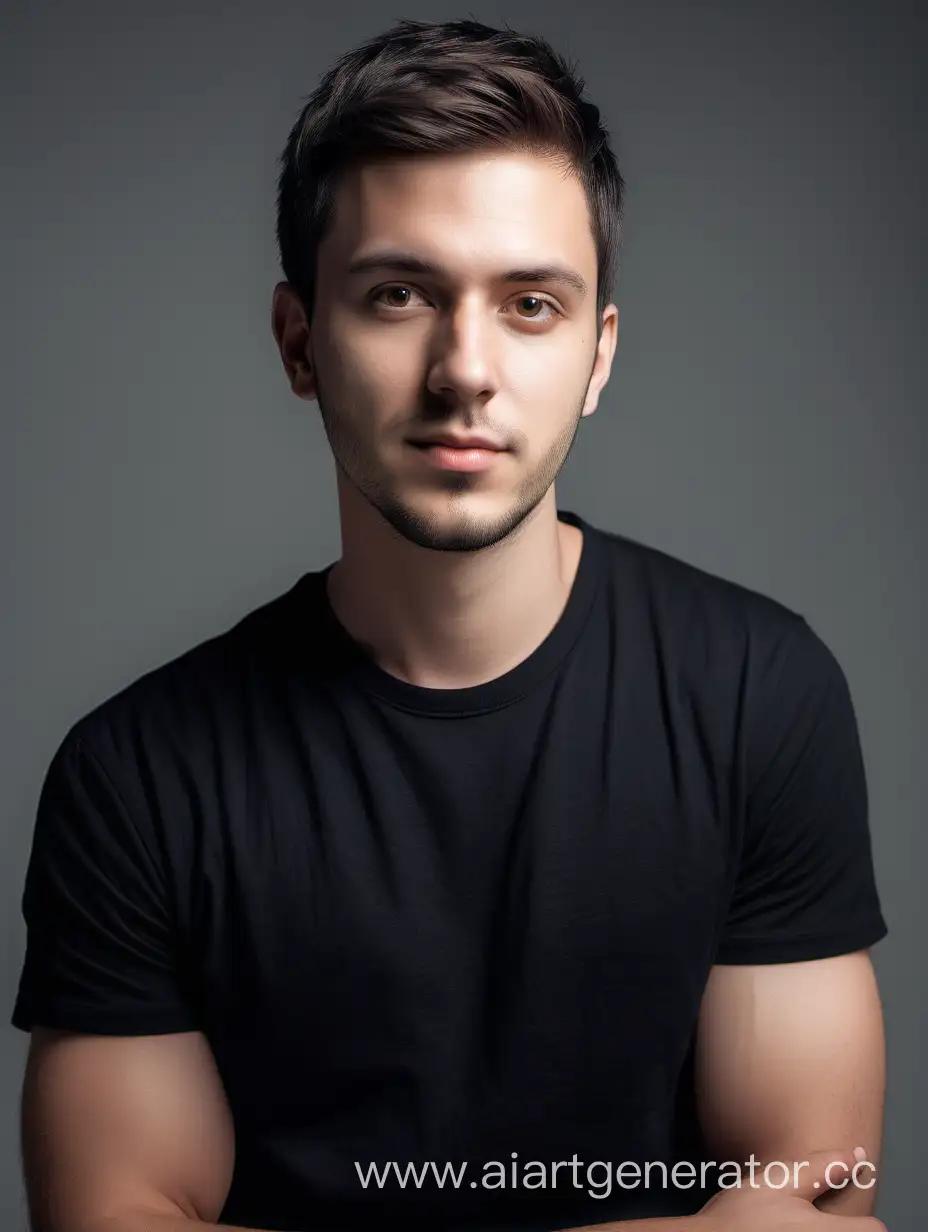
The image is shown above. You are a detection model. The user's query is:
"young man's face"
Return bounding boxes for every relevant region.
[278,149,618,552]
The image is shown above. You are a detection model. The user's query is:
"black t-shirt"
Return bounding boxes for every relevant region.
[11,510,887,1231]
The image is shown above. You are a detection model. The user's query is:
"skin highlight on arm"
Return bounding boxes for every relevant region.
[20,1027,261,1232]
[694,950,885,1217]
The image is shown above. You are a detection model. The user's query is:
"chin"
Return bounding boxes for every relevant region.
[373,488,542,554]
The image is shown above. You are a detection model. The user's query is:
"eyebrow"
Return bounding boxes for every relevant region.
[345,250,589,298]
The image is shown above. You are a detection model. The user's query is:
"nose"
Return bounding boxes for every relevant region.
[425,297,500,409]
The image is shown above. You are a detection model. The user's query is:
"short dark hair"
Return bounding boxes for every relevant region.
[275,18,625,331]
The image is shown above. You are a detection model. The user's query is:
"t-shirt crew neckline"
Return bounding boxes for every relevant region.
[309,509,604,717]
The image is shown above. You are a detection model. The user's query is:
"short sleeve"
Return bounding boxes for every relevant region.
[715,615,888,964]
[11,729,199,1034]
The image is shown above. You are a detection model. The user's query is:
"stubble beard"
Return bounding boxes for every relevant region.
[316,381,589,554]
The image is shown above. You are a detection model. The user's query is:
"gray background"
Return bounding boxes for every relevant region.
[3,0,924,1228]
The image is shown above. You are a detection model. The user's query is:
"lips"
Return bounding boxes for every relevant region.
[408,439,506,473]
[410,436,506,451]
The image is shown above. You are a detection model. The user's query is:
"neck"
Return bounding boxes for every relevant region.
[325,482,583,690]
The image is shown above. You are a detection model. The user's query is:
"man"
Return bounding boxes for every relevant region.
[12,17,887,1232]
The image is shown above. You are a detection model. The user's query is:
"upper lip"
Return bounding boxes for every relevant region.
[410,433,506,451]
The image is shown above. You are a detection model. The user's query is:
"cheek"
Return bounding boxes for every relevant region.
[507,348,590,418]
[325,315,425,405]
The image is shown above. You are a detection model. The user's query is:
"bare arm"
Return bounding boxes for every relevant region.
[557,951,886,1232]
[21,1026,267,1232]
[694,949,886,1216]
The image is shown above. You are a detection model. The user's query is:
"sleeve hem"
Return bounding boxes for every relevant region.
[10,1001,201,1036]
[713,915,888,965]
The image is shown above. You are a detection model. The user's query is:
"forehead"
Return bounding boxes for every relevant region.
[319,150,596,281]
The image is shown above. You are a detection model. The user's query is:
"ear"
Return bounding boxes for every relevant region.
[271,281,318,400]
[581,303,619,418]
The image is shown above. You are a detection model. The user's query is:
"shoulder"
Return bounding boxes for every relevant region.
[588,520,811,670]
[61,570,321,781]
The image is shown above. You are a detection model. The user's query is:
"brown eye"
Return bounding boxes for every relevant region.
[371,285,426,309]
[512,295,557,323]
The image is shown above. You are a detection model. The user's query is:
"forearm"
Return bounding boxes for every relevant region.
[85,1213,703,1232]
[79,1212,282,1232]
[88,1214,712,1232]
[562,1217,707,1231]
[744,1138,881,1217]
